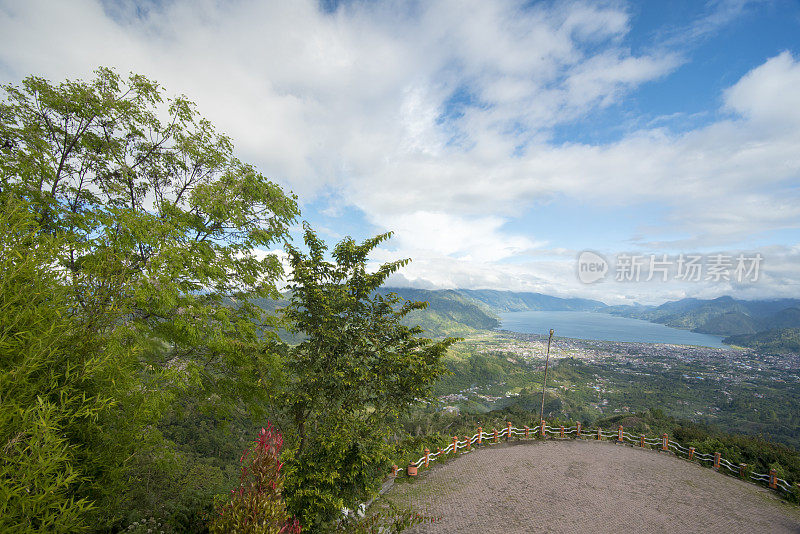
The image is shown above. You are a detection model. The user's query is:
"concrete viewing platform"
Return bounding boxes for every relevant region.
[381,439,800,533]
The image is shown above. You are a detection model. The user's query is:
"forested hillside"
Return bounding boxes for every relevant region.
[725,328,800,354]
[378,287,500,336]
[604,296,800,339]
[251,288,501,340]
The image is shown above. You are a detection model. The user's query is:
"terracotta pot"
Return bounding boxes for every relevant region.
[407,464,418,476]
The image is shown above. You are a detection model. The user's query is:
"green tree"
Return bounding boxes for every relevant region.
[1,68,298,413]
[0,68,299,528]
[279,224,457,531]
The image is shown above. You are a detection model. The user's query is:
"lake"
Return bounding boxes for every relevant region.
[497,311,727,348]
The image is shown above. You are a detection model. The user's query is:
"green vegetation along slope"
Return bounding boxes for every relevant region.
[604,296,800,338]
[725,328,800,354]
[424,333,800,449]
[253,288,502,340]
[378,287,500,337]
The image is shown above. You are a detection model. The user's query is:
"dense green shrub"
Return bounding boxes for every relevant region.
[0,197,132,531]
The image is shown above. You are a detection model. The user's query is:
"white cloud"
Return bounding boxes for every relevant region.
[724,51,800,128]
[2,0,798,301]
[376,211,543,264]
[564,52,680,109]
[0,0,675,192]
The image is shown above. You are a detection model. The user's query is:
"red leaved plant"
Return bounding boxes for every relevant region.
[209,424,301,534]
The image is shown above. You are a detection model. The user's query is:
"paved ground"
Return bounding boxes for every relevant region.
[381,439,800,533]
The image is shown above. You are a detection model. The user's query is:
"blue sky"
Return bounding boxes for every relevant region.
[2,0,800,304]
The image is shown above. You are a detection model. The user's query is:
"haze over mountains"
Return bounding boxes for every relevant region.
[380,288,800,353]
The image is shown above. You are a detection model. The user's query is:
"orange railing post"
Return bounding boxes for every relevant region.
[525,425,529,438]
[769,469,777,489]
[452,436,458,455]
[493,428,498,443]
[597,426,602,440]
[576,422,581,437]
[560,425,564,438]
[391,464,398,477]
[407,462,418,476]
[424,448,430,468]
[618,425,623,443]
[640,435,645,448]
[689,447,695,460]
[739,463,747,478]
[662,433,668,451]
[507,422,512,441]
[540,420,545,438]
[477,427,482,445]
[713,452,721,469]
[466,435,471,450]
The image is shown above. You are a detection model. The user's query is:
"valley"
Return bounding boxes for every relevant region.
[428,332,800,449]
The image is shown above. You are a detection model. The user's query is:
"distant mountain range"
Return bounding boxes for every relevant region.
[378,287,609,336]
[248,288,800,353]
[382,289,800,353]
[600,296,800,334]
[250,288,504,340]
[455,289,605,312]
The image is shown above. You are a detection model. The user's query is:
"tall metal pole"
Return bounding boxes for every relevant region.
[539,329,554,426]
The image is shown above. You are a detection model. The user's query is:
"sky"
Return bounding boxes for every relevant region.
[2,0,800,305]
